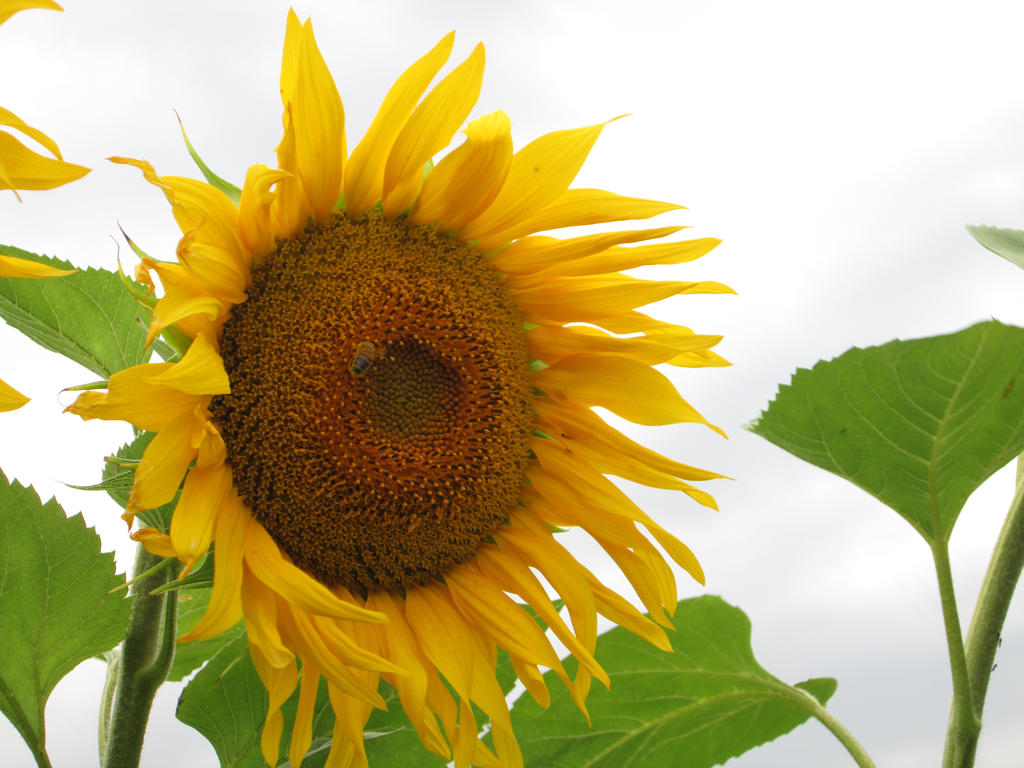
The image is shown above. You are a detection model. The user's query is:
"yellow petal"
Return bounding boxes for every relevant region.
[239,164,289,260]
[513,273,735,324]
[277,604,384,708]
[527,324,723,369]
[287,662,321,768]
[533,441,706,584]
[0,376,29,411]
[145,333,230,395]
[178,491,247,641]
[445,563,563,674]
[493,188,682,245]
[535,353,724,431]
[147,291,227,347]
[325,679,376,768]
[288,17,345,221]
[408,110,513,229]
[344,32,455,214]
[365,592,452,759]
[272,104,309,238]
[131,528,177,558]
[0,253,74,278]
[474,542,608,690]
[169,463,232,571]
[601,540,675,627]
[539,236,722,278]
[110,158,248,298]
[127,407,208,514]
[0,131,88,193]
[0,0,60,25]
[249,648,297,767]
[405,584,518,765]
[0,105,63,158]
[457,120,611,245]
[243,519,386,624]
[241,567,293,669]
[589,576,671,652]
[535,397,724,480]
[66,363,205,433]
[313,614,404,676]
[279,9,302,106]
[162,176,243,254]
[381,43,486,217]
[489,226,683,277]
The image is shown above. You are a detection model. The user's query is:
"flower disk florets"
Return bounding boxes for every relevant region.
[210,213,534,593]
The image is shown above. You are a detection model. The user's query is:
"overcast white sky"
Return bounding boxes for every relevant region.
[2,1,1024,766]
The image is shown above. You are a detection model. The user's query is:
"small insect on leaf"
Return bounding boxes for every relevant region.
[1003,378,1015,399]
[349,341,376,376]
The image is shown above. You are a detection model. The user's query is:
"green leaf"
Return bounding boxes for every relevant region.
[177,635,269,768]
[0,471,130,763]
[748,321,1024,541]
[102,432,178,531]
[362,689,447,768]
[511,596,836,768]
[967,224,1024,270]
[0,246,151,378]
[167,587,245,682]
[179,632,448,768]
[296,682,445,768]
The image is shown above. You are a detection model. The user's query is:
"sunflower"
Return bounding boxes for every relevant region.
[0,0,86,410]
[70,10,730,768]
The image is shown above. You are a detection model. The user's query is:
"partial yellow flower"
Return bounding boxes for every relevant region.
[0,1,89,200]
[71,11,731,768]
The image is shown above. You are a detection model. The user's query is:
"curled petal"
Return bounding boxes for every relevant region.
[409,110,513,230]
[239,164,289,260]
[145,333,230,395]
[66,363,206,433]
[127,406,211,516]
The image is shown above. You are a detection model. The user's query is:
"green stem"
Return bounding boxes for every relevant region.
[807,698,877,768]
[25,731,52,768]
[933,538,981,768]
[101,545,179,768]
[942,456,1024,767]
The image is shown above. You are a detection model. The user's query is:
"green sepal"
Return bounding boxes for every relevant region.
[62,380,109,392]
[177,112,241,204]
[148,551,215,595]
[65,471,134,493]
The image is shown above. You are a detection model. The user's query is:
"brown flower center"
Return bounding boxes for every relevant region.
[210,213,533,593]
